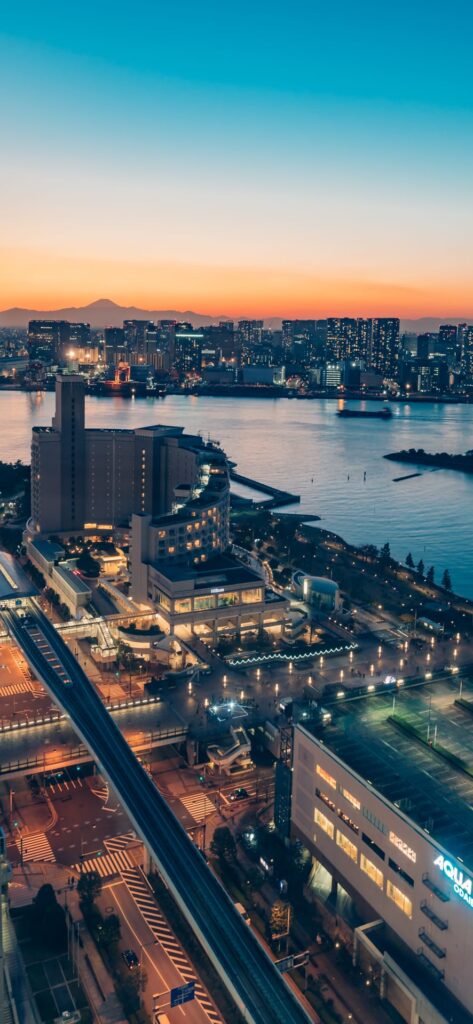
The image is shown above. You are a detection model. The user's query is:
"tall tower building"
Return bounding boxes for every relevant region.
[370,318,400,377]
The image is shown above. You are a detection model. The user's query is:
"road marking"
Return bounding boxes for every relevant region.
[21,832,55,863]
[178,793,216,823]
[121,867,222,1023]
[72,848,135,877]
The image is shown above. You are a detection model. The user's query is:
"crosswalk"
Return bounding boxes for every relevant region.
[104,831,137,853]
[0,680,35,696]
[122,867,222,1024]
[90,781,109,802]
[179,793,216,823]
[73,848,135,878]
[21,832,55,863]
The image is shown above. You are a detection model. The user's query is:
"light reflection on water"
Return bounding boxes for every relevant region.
[3,391,473,598]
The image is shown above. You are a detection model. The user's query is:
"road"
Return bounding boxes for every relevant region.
[2,601,312,1024]
[105,878,214,1023]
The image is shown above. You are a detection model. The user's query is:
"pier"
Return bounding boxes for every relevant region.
[230,469,300,508]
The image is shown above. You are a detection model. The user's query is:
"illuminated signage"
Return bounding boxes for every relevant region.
[210,587,225,594]
[389,831,416,863]
[434,854,473,906]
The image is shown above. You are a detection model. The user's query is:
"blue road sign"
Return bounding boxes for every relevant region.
[170,981,196,1007]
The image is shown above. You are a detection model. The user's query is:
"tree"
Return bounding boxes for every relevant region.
[97,912,121,948]
[76,549,101,578]
[417,558,425,575]
[210,826,237,865]
[442,568,452,591]
[426,566,435,585]
[30,884,67,952]
[406,552,414,568]
[77,870,102,906]
[269,899,292,939]
[380,542,391,563]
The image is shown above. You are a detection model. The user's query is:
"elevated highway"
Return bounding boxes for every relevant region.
[2,601,312,1024]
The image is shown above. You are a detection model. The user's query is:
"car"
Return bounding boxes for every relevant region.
[122,949,139,970]
[229,787,249,801]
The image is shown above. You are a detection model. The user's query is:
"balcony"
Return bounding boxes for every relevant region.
[418,929,446,959]
[420,900,448,931]
[416,951,445,982]
[422,873,449,901]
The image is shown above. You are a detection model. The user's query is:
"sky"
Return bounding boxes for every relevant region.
[1,0,473,318]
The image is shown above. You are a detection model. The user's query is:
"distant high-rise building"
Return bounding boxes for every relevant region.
[326,318,364,361]
[174,328,203,376]
[439,324,459,367]
[460,325,473,383]
[416,334,431,360]
[281,320,316,362]
[123,320,157,358]
[237,320,263,362]
[370,318,400,377]
[28,320,91,363]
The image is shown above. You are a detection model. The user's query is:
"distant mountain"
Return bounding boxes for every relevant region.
[0,298,231,329]
[0,299,471,332]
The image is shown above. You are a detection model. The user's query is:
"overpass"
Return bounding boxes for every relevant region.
[2,601,312,1024]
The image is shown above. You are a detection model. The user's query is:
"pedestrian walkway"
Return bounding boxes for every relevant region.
[179,793,216,823]
[0,680,35,695]
[73,848,135,878]
[122,867,222,1024]
[21,832,55,863]
[104,831,137,852]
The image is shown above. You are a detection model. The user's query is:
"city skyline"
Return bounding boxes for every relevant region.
[2,1,473,316]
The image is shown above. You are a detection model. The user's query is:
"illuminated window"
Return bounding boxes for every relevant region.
[193,595,216,611]
[316,789,336,813]
[168,546,175,554]
[174,598,192,614]
[336,830,357,862]
[241,588,264,604]
[360,854,383,889]
[314,809,334,839]
[341,788,361,811]
[389,832,416,864]
[217,592,239,607]
[316,765,337,790]
[387,880,412,918]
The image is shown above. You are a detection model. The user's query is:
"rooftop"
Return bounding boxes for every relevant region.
[152,553,264,589]
[53,564,93,595]
[0,553,36,601]
[307,675,473,874]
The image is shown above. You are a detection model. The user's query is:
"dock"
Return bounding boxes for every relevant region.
[229,469,300,509]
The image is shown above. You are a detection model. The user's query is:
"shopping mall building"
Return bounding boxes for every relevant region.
[292,713,473,1024]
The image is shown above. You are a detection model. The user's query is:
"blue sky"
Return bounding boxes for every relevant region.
[1,0,473,315]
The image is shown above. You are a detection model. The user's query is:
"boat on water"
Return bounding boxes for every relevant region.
[337,406,392,420]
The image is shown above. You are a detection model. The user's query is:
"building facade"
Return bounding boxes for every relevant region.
[292,725,473,1024]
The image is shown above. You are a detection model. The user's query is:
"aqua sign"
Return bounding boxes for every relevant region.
[434,854,473,907]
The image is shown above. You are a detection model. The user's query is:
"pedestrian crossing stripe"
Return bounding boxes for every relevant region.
[73,848,135,877]
[21,832,55,863]
[178,793,216,823]
[122,868,222,1023]
[0,681,35,696]
[104,831,137,851]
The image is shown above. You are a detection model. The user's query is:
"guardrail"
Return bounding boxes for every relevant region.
[0,692,164,735]
[0,724,187,776]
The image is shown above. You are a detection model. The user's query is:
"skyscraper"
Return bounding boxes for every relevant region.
[370,318,400,377]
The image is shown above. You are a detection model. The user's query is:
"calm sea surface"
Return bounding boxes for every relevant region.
[1,391,472,598]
